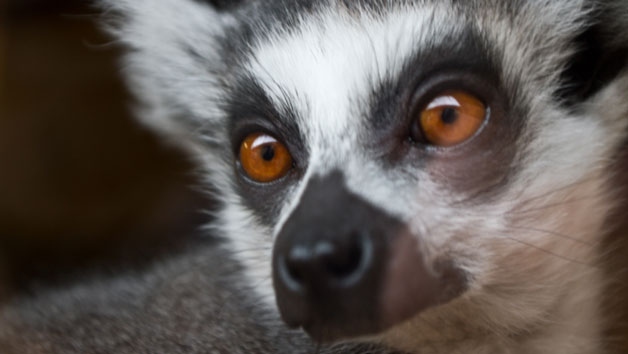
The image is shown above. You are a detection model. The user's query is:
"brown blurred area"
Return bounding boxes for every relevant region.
[1,0,209,297]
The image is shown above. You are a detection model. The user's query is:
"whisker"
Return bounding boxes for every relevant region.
[509,195,598,215]
[512,176,598,207]
[500,236,595,268]
[508,225,595,246]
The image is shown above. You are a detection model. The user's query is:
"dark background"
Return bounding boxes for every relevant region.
[1,0,207,297]
[1,0,627,351]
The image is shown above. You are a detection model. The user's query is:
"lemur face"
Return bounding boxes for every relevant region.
[106,0,628,349]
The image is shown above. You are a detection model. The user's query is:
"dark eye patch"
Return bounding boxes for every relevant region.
[363,24,524,202]
[196,0,245,12]
[366,25,499,134]
[558,15,628,106]
[223,74,308,226]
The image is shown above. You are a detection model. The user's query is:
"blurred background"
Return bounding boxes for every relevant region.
[1,0,208,299]
[1,0,627,351]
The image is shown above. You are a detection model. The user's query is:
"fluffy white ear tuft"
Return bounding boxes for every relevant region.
[99,0,234,48]
[98,0,236,145]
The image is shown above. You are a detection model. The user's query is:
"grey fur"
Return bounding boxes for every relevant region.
[0,238,398,353]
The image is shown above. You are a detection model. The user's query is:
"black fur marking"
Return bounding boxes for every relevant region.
[558,15,628,106]
[225,75,305,157]
[195,0,244,12]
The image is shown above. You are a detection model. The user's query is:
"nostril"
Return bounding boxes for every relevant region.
[279,245,311,292]
[324,240,362,280]
[327,232,373,287]
[286,261,304,284]
[286,255,305,285]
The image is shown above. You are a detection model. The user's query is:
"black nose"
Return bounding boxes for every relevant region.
[272,173,397,341]
[278,231,373,292]
[272,173,467,343]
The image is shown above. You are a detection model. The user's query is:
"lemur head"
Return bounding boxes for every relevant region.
[104,0,628,349]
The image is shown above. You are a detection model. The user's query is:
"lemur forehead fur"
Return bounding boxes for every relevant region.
[1,0,627,353]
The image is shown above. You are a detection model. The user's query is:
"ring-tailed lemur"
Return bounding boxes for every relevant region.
[1,0,628,353]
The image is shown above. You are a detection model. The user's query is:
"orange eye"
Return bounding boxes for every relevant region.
[414,90,487,147]
[239,133,293,183]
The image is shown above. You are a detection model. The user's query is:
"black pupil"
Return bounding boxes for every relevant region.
[441,107,459,124]
[261,145,275,161]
